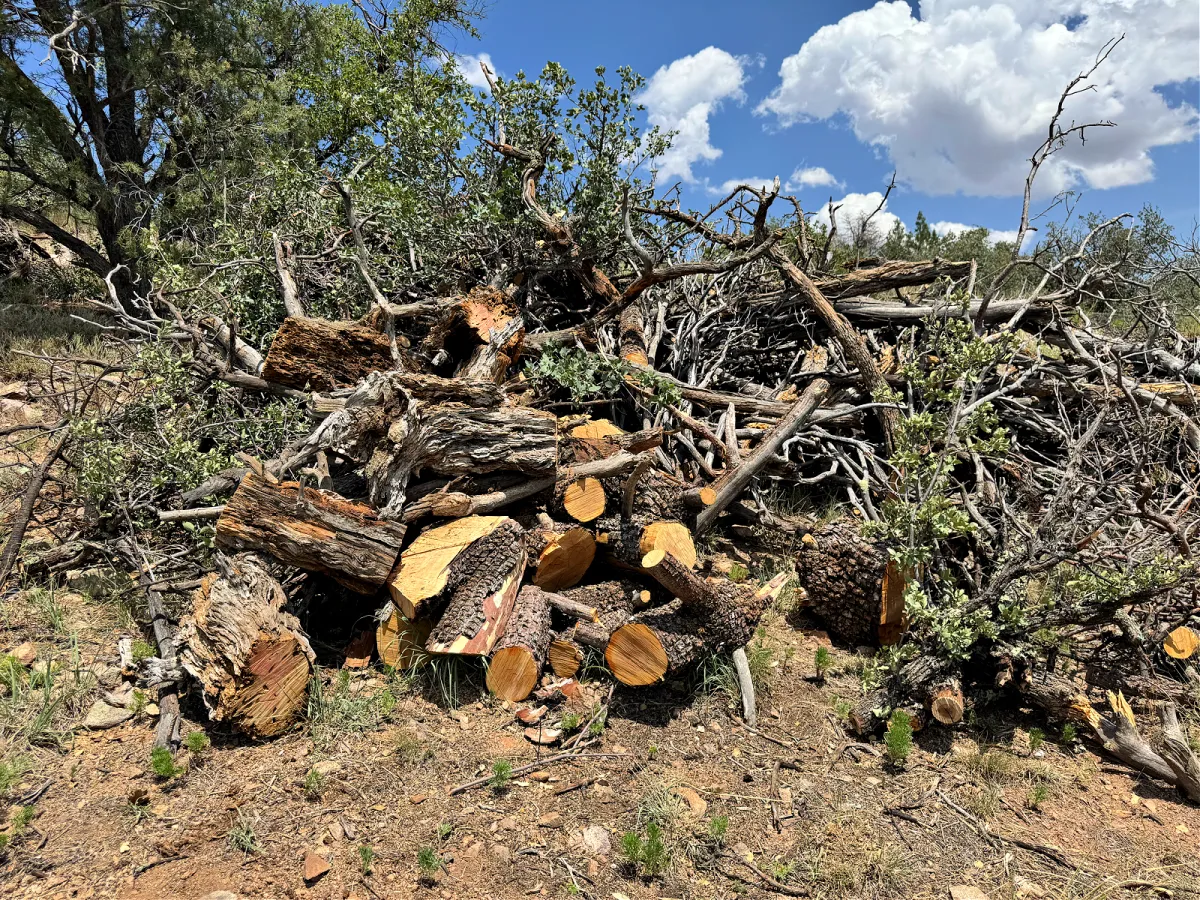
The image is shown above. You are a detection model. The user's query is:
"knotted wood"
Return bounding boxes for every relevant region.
[215,473,406,594]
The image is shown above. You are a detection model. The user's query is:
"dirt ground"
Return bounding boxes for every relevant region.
[1,578,1197,900]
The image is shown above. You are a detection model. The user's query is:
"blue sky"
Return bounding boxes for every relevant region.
[450,0,1200,242]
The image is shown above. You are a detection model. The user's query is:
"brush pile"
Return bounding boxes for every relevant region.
[9,133,1200,802]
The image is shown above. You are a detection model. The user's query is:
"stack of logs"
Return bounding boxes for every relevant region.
[173,289,843,738]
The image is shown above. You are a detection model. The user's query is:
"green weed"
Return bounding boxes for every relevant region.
[884,709,913,765]
[489,758,513,793]
[227,809,262,855]
[814,646,832,680]
[185,730,210,754]
[150,746,183,779]
[303,769,325,801]
[358,844,375,875]
[417,846,440,880]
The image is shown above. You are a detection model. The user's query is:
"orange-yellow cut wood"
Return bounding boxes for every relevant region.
[548,639,583,678]
[562,478,606,522]
[386,515,507,618]
[375,608,432,670]
[638,522,697,569]
[605,622,669,686]
[569,419,625,440]
[1164,626,1199,659]
[533,527,596,592]
[879,559,910,646]
[486,647,540,701]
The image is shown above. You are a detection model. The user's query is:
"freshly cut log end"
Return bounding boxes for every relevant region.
[261,316,396,391]
[531,526,596,592]
[426,520,527,656]
[215,473,406,594]
[1164,626,1199,660]
[486,585,552,701]
[375,606,433,670]
[568,419,625,441]
[606,622,670,686]
[930,684,965,725]
[561,477,606,522]
[794,519,906,645]
[548,637,584,678]
[387,515,510,619]
[176,553,315,738]
[638,522,697,569]
[683,487,717,509]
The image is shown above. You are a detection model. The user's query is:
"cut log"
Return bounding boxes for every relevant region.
[215,473,406,594]
[607,571,787,686]
[638,522,697,569]
[176,553,314,738]
[559,477,606,522]
[261,317,396,390]
[794,519,911,645]
[425,520,526,656]
[486,585,552,701]
[849,654,962,734]
[569,418,625,440]
[929,678,965,725]
[387,515,512,619]
[528,522,596,592]
[375,605,433,670]
[548,635,585,678]
[1164,626,1199,659]
[561,424,663,465]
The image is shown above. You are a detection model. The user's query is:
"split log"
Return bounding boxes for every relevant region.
[527,520,596,592]
[176,553,315,738]
[794,519,910,645]
[486,585,552,701]
[375,605,433,670]
[425,519,526,656]
[261,317,396,391]
[387,515,514,619]
[215,473,406,594]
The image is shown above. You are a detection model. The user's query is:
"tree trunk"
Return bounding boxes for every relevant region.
[425,520,527,656]
[261,317,397,391]
[215,473,406,594]
[487,585,553,701]
[176,553,315,738]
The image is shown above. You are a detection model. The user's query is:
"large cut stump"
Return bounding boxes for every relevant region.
[425,519,527,656]
[794,519,909,644]
[486,585,552,701]
[177,553,315,738]
[528,519,596,592]
[375,606,433,670]
[261,316,396,390]
[387,515,513,618]
[215,473,406,594]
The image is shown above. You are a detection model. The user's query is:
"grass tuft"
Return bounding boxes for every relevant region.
[884,709,913,765]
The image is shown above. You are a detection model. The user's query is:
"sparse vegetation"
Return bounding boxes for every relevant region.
[488,759,513,793]
[185,730,210,754]
[227,810,262,855]
[303,769,325,801]
[884,709,913,765]
[358,844,375,875]
[814,645,832,681]
[417,846,441,881]
[150,746,183,779]
[1027,784,1051,810]
[620,822,670,878]
[1027,727,1044,753]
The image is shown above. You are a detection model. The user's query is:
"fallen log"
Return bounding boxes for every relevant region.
[425,519,526,656]
[215,473,406,594]
[486,585,552,701]
[848,654,962,734]
[794,519,910,645]
[176,553,315,738]
[527,518,597,592]
[261,316,397,390]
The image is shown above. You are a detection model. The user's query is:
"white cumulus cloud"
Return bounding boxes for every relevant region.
[756,1,1200,196]
[930,220,1030,247]
[786,166,843,191]
[709,176,778,196]
[456,52,497,90]
[639,47,748,183]
[810,191,904,238]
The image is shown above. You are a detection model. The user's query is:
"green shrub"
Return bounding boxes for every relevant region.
[489,759,513,792]
[417,846,440,879]
[884,709,913,765]
[150,746,183,779]
[1027,727,1044,753]
[1060,723,1077,744]
[358,844,375,875]
[185,730,210,754]
[1026,784,1050,811]
[303,769,325,801]
[814,646,832,680]
[619,823,670,878]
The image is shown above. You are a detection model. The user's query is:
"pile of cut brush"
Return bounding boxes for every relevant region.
[7,126,1200,804]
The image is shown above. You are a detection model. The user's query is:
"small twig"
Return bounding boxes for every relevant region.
[448,752,620,796]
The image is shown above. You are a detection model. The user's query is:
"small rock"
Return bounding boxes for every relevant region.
[489,843,511,862]
[82,699,133,729]
[674,787,707,818]
[497,817,518,831]
[538,812,564,829]
[451,711,469,727]
[529,771,551,782]
[0,382,28,400]
[708,722,722,732]
[581,825,610,856]
[201,893,239,900]
[1014,876,1047,898]
[304,851,331,882]
[311,760,341,777]
[410,794,428,804]
[587,859,600,877]
[949,888,989,900]
[327,821,344,842]
[10,642,36,666]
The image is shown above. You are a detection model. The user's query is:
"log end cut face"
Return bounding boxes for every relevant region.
[376,608,433,670]
[562,478,606,522]
[639,523,697,569]
[548,638,583,678]
[606,622,669,686]
[222,633,312,738]
[486,647,541,701]
[533,527,596,592]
